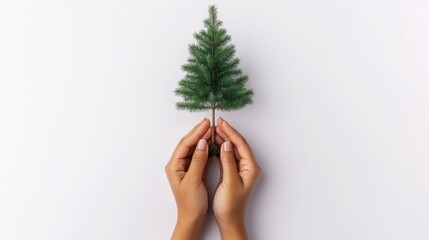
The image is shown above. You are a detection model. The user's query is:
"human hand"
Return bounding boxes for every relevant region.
[213,118,261,240]
[165,118,212,240]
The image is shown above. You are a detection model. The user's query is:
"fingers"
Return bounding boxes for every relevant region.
[215,124,228,141]
[202,127,212,141]
[171,118,211,160]
[166,119,210,185]
[186,139,209,183]
[220,141,241,185]
[216,126,241,160]
[217,118,261,188]
[215,132,225,146]
[217,118,254,161]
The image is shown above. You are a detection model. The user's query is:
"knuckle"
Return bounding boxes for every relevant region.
[164,164,170,174]
[178,136,187,145]
[233,132,246,142]
[222,155,236,164]
[241,135,248,144]
[192,154,206,163]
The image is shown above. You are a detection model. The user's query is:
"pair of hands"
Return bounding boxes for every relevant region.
[165,118,261,240]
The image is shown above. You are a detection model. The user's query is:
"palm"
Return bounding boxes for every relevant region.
[213,183,227,217]
[213,181,243,220]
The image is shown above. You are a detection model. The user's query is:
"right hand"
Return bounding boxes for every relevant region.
[165,119,212,240]
[213,118,261,240]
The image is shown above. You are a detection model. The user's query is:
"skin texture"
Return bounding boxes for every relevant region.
[165,118,261,240]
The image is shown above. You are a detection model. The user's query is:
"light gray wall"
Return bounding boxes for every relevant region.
[1,0,428,239]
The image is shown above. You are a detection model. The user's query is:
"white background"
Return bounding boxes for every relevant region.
[1,0,429,239]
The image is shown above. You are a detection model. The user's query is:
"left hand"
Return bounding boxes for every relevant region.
[165,118,212,240]
[212,118,261,239]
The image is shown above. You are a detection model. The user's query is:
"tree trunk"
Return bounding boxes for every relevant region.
[209,107,219,157]
[211,106,216,143]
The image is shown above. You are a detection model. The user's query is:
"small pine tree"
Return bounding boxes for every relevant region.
[175,5,253,155]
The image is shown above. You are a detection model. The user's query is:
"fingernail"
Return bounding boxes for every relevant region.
[199,118,206,124]
[197,139,207,150]
[223,141,232,152]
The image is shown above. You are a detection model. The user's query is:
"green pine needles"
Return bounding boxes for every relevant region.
[175,5,253,153]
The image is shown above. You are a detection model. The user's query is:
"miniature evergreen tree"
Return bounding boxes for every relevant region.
[175,5,253,155]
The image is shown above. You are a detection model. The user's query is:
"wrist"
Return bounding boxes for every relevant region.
[171,215,205,240]
[216,218,247,240]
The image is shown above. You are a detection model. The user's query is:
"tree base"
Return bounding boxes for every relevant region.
[209,143,220,158]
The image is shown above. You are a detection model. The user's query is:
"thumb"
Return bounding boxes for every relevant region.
[220,141,240,184]
[186,139,208,182]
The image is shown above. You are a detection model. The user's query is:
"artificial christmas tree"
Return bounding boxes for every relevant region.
[175,5,253,155]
